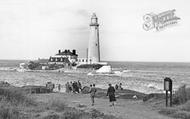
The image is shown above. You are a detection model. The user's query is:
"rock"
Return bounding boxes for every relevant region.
[133,95,137,99]
[46,82,55,92]
[81,86,90,94]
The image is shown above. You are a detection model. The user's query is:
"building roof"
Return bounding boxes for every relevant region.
[56,50,78,56]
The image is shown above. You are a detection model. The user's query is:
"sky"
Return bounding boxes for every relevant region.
[0,0,190,62]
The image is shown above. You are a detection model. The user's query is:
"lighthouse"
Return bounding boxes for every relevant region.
[87,13,100,64]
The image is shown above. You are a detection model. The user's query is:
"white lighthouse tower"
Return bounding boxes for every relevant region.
[87,13,100,64]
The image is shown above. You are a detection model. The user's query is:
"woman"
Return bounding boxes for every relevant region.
[107,84,116,106]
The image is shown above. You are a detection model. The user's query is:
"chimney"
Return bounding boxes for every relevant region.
[58,50,61,54]
[72,49,76,55]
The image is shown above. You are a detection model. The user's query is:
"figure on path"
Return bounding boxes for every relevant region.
[68,82,72,93]
[89,84,97,106]
[77,80,82,92]
[70,81,73,92]
[58,84,61,92]
[115,84,118,90]
[107,84,116,106]
[65,82,70,93]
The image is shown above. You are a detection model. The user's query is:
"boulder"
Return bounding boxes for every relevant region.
[81,86,90,94]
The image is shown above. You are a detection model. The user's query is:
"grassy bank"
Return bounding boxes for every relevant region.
[0,87,35,119]
[143,85,190,119]
[158,86,190,119]
[0,87,120,119]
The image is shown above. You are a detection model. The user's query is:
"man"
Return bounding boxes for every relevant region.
[107,84,116,106]
[77,80,82,92]
[70,81,73,92]
[58,83,61,92]
[75,81,80,93]
[72,81,77,93]
[65,82,70,93]
[89,84,97,106]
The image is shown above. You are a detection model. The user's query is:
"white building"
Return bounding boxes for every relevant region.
[48,49,78,66]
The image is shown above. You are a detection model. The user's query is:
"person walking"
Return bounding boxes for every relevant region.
[89,84,97,106]
[68,82,72,93]
[65,82,70,93]
[77,80,82,92]
[58,84,61,92]
[107,84,116,106]
[115,84,118,90]
[70,81,73,92]
[72,81,79,93]
[75,81,80,93]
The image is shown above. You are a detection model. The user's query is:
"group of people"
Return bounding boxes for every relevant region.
[61,81,120,107]
[89,83,117,107]
[65,80,82,93]
[115,83,123,90]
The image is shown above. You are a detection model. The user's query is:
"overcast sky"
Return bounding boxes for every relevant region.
[0,0,189,62]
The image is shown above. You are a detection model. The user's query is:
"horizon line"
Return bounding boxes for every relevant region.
[0,58,190,63]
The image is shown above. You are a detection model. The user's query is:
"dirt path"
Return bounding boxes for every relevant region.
[34,93,172,119]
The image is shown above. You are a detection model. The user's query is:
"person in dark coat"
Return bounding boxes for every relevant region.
[72,81,77,93]
[115,84,118,90]
[74,81,79,93]
[107,84,116,106]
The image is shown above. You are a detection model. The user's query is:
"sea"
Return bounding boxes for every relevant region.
[0,60,190,94]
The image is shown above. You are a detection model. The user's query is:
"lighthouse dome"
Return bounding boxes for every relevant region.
[92,13,97,18]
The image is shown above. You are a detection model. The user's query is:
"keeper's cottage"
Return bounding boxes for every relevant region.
[48,49,78,66]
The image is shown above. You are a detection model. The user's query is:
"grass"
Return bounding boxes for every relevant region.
[159,107,190,119]
[59,108,119,119]
[48,99,68,112]
[0,87,36,119]
[0,101,20,119]
[0,87,120,119]
[150,86,190,119]
[0,87,35,106]
[172,85,188,105]
[44,99,120,119]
